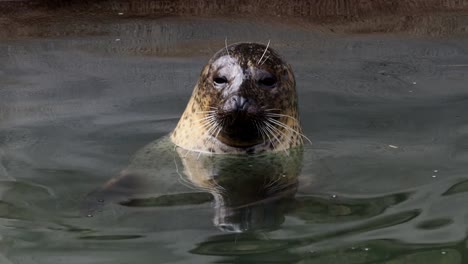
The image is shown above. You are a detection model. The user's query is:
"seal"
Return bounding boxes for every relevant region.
[171,42,307,154]
[85,43,307,233]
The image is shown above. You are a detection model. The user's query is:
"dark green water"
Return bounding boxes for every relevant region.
[1,14,468,263]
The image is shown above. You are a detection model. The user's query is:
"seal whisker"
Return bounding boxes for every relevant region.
[264,119,288,138]
[262,121,282,151]
[198,115,216,122]
[267,118,310,145]
[196,110,217,114]
[261,120,276,150]
[260,55,270,66]
[214,121,223,139]
[225,37,230,56]
[201,117,218,137]
[265,113,300,122]
[263,120,290,155]
[265,112,308,138]
[199,118,216,128]
[198,113,215,122]
[257,40,270,65]
[267,117,312,145]
[206,121,220,137]
[253,120,266,144]
[199,121,215,131]
[263,108,282,112]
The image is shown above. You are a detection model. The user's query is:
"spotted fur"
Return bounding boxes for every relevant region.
[171,42,305,154]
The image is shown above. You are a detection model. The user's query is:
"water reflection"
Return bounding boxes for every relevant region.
[87,139,303,233]
[177,148,302,232]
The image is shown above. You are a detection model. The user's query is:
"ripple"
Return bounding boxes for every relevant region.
[291,192,410,223]
[79,234,144,240]
[416,218,454,230]
[119,192,213,207]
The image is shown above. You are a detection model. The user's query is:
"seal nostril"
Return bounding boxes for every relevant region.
[233,96,249,111]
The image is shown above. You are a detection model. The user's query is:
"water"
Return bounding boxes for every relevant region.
[1,7,468,263]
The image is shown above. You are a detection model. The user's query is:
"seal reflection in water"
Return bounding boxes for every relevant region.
[87,43,307,232]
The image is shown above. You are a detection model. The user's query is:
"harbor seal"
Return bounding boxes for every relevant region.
[86,42,306,232]
[171,42,307,154]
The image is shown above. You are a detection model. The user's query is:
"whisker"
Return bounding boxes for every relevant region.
[265,113,300,122]
[263,108,281,112]
[260,55,270,66]
[261,121,275,150]
[198,115,216,121]
[196,110,216,114]
[263,121,290,155]
[262,121,282,151]
[214,122,223,139]
[263,121,288,145]
[199,118,216,128]
[253,120,266,144]
[206,121,219,136]
[257,40,270,65]
[267,117,312,144]
[225,37,230,56]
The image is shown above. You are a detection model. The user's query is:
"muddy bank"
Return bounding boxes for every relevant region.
[1,2,468,40]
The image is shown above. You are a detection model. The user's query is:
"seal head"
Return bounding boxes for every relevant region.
[171,42,304,154]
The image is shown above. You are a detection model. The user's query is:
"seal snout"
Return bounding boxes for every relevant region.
[215,94,264,147]
[222,95,254,113]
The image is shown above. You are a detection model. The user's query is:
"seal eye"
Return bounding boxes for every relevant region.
[259,77,277,88]
[213,76,228,86]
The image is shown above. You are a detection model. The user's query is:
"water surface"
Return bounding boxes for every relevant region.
[1,8,468,264]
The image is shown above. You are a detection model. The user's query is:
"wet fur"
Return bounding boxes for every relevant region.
[171,42,306,154]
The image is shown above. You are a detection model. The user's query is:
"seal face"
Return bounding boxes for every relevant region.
[171,42,305,154]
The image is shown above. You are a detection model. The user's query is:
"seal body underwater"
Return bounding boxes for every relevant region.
[171,42,306,154]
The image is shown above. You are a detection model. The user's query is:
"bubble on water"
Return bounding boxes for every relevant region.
[331,194,337,199]
[87,214,93,218]
[118,12,124,15]
[432,175,437,178]
[434,170,438,173]
[364,248,370,251]
[441,251,447,255]
[412,81,417,85]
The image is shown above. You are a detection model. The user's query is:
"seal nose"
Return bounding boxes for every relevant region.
[234,96,249,111]
[225,96,250,112]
